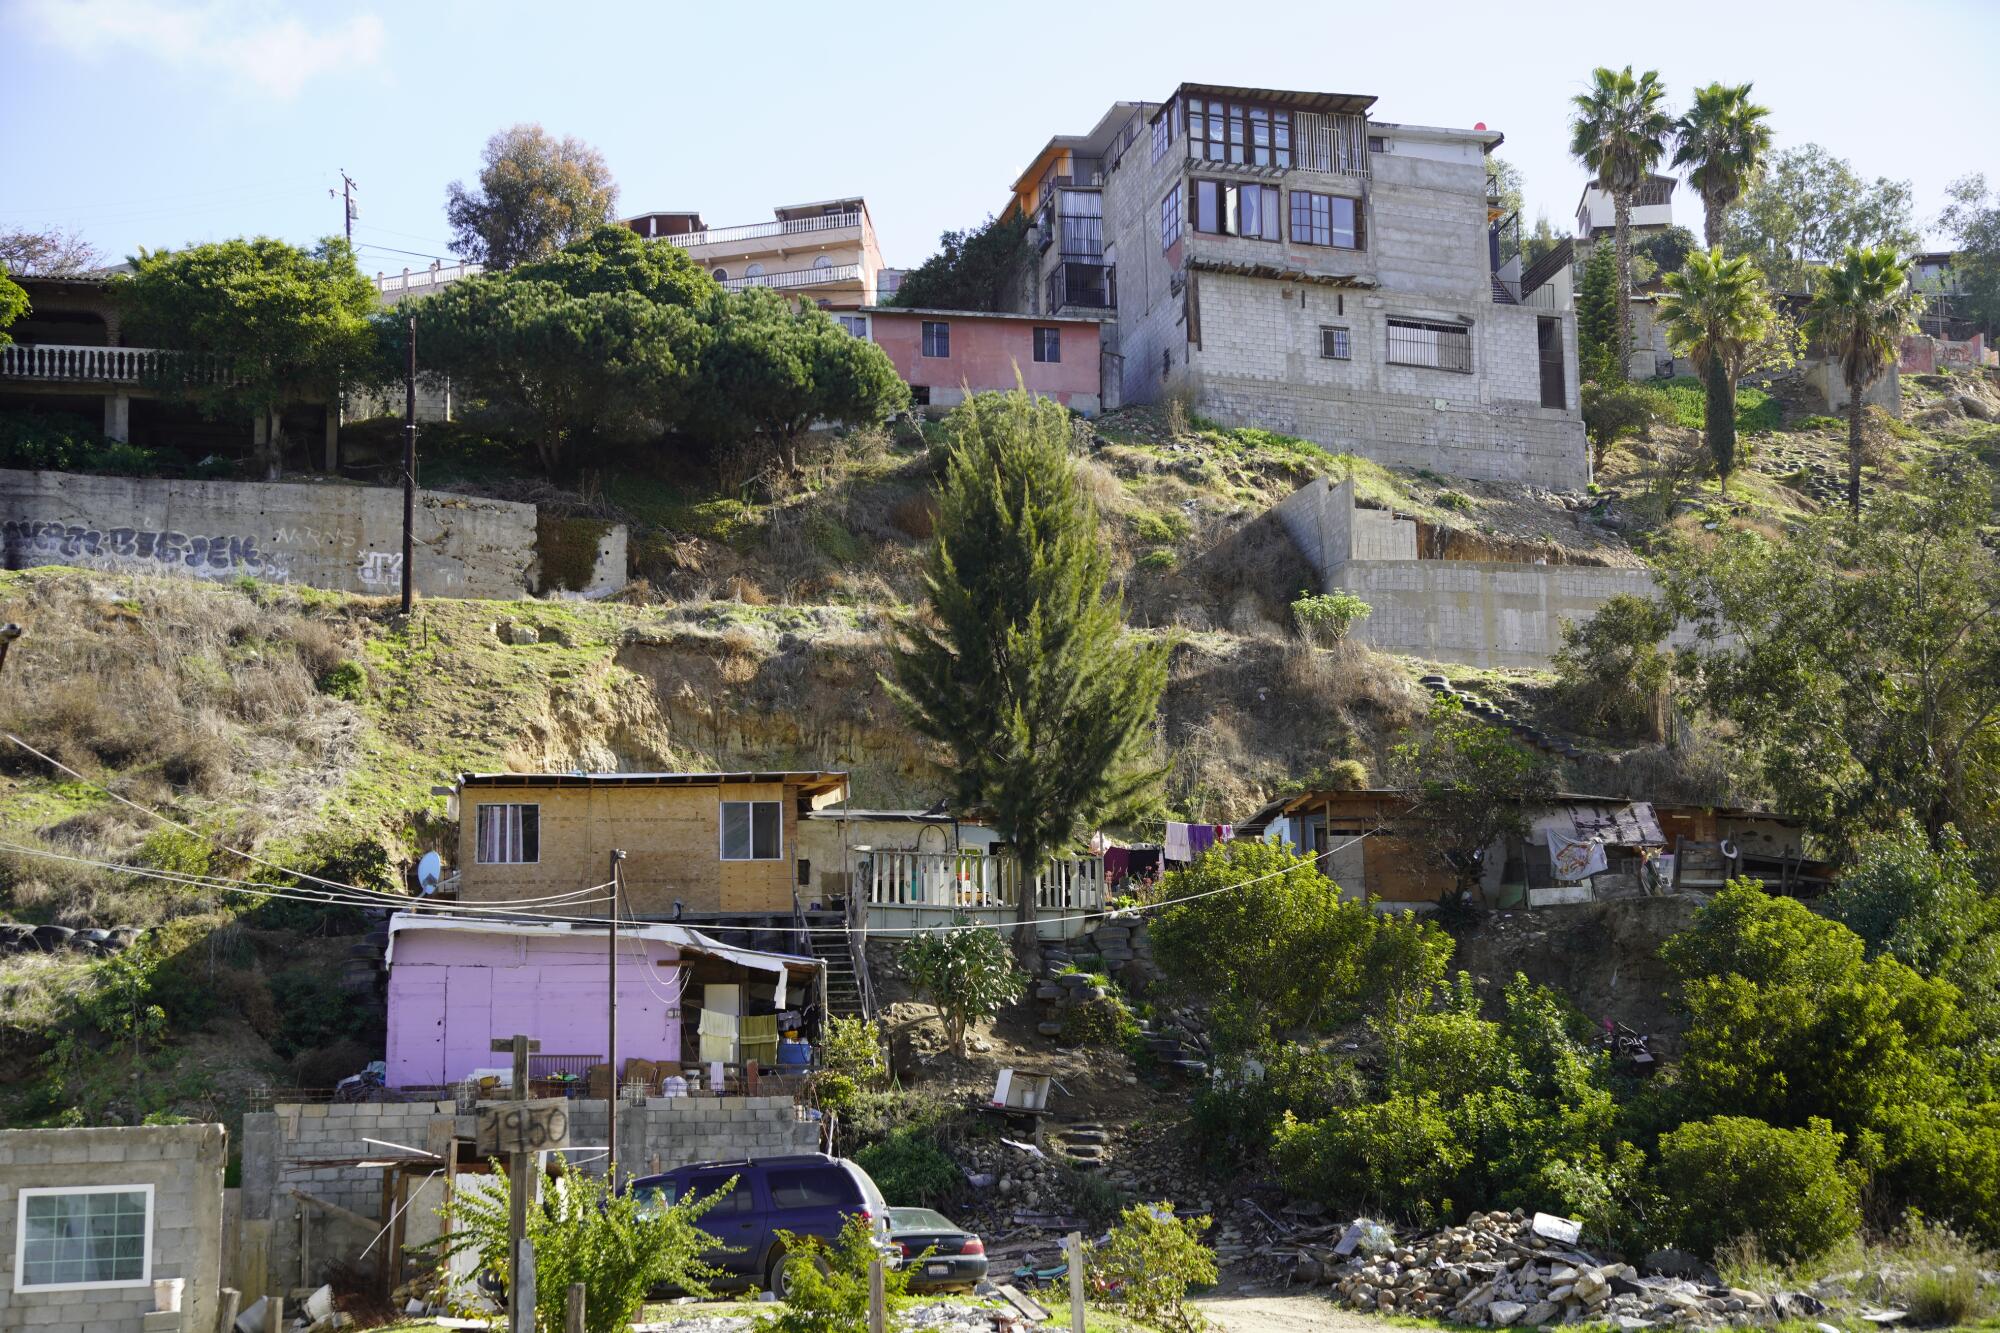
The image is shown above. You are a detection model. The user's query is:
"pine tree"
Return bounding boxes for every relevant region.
[888,390,1168,960]
[1576,242,1622,382]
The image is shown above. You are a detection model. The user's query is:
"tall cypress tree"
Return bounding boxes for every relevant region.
[889,390,1168,960]
[1577,242,1622,382]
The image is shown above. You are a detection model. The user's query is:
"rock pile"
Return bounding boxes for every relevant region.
[1302,1210,1792,1329]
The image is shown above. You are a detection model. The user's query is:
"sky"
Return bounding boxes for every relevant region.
[2,0,1996,276]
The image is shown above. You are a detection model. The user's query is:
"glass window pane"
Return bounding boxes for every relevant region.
[750,802,781,860]
[721,802,750,859]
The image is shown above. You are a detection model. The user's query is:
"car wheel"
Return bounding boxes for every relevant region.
[769,1247,825,1301]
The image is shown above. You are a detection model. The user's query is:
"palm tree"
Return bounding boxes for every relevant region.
[1805,246,1921,517]
[1658,248,1775,485]
[1672,83,1774,250]
[1570,67,1673,379]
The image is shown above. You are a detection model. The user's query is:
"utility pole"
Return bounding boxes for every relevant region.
[400,314,417,616]
[606,849,626,1184]
[491,1034,541,1333]
[0,624,21,680]
[332,171,358,246]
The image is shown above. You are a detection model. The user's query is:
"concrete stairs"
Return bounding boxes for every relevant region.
[1051,1122,1111,1169]
[1419,674,1584,760]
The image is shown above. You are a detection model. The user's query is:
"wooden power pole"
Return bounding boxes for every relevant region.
[606,849,626,1182]
[400,314,417,616]
[491,1035,541,1333]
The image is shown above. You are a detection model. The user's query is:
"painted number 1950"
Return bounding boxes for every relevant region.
[477,1101,571,1156]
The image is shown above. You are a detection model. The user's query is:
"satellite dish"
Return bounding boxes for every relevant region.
[416,852,443,896]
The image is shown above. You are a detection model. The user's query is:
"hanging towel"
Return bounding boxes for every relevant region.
[1546,829,1608,881]
[1215,823,1235,843]
[1164,821,1192,863]
[1088,830,1109,856]
[1187,824,1217,857]
[1104,846,1131,881]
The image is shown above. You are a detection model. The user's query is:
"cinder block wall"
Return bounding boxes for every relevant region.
[241,1097,817,1297]
[0,1123,227,1333]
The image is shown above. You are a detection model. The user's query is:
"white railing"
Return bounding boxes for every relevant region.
[0,343,171,383]
[375,262,483,295]
[864,852,1104,915]
[719,263,861,293]
[664,212,862,250]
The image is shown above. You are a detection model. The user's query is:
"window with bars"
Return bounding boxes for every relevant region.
[16,1187,152,1290]
[1320,326,1351,360]
[1386,319,1473,373]
[720,800,783,861]
[1185,97,1292,167]
[1193,181,1279,240]
[475,803,540,864]
[1159,186,1182,251]
[1290,191,1362,249]
[1033,327,1061,363]
[921,321,950,358]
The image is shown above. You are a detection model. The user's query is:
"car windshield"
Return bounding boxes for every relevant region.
[888,1207,957,1231]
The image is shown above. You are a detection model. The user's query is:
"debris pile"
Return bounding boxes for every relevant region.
[1293,1210,1820,1329]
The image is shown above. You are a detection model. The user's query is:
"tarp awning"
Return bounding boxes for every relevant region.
[1566,801,1665,848]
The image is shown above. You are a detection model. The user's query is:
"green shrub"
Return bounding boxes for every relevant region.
[1653,376,1781,434]
[1272,1093,1468,1222]
[436,1158,724,1333]
[899,919,1027,1056]
[754,1214,913,1333]
[1058,993,1139,1048]
[1436,489,1475,513]
[1089,1202,1217,1333]
[1132,509,1191,544]
[811,1072,861,1121]
[1655,1115,1860,1261]
[1190,1043,1366,1167]
[854,1126,960,1207]
[1581,381,1660,467]
[818,1015,887,1085]
[267,968,369,1060]
[1290,591,1371,646]
[1550,594,1675,741]
[316,660,368,701]
[0,410,166,475]
[1137,547,1179,571]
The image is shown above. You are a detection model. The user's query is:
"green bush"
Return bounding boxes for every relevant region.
[817,1015,887,1085]
[754,1214,913,1333]
[1190,1042,1365,1167]
[854,1126,960,1207]
[1655,1115,1860,1261]
[316,660,368,701]
[1137,547,1179,571]
[899,919,1027,1056]
[267,968,369,1060]
[1058,992,1139,1048]
[1272,1093,1467,1222]
[1550,594,1675,741]
[1089,1202,1217,1333]
[1652,376,1781,434]
[1132,509,1192,544]
[0,410,170,476]
[1290,591,1371,646]
[1581,380,1659,468]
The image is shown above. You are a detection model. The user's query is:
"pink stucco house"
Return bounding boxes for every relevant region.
[862,307,1105,414]
[383,915,816,1089]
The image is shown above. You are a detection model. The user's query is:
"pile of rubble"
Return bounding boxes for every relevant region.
[1293,1210,1825,1330]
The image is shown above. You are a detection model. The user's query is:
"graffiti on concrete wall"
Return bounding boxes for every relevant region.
[356,551,404,587]
[1,519,288,579]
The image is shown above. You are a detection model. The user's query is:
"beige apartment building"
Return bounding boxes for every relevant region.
[624,197,886,310]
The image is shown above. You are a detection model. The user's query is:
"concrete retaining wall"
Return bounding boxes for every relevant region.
[0,470,626,600]
[0,1123,227,1333]
[240,1096,816,1298]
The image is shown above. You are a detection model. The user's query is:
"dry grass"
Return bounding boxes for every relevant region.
[1719,1220,1994,1327]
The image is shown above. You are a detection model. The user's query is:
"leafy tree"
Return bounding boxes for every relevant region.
[1089,1203,1217,1333]
[1523,213,1567,266]
[1569,66,1672,375]
[1660,464,2000,852]
[1805,245,1921,516]
[1632,225,1699,284]
[1575,241,1621,382]
[853,1127,960,1206]
[1391,694,1560,906]
[1724,144,1920,290]
[1938,174,2000,339]
[446,124,618,269]
[119,237,377,478]
[435,1157,725,1333]
[888,390,1168,954]
[693,287,906,473]
[899,919,1027,1056]
[1551,594,1675,740]
[1671,82,1774,250]
[1580,380,1656,470]
[1656,1116,1860,1261]
[1149,841,1452,1054]
[0,272,26,345]
[0,225,103,276]
[405,225,714,477]
[756,1215,914,1333]
[889,213,1030,312]
[1658,248,1777,483]
[1825,818,2000,1026]
[1488,157,1526,220]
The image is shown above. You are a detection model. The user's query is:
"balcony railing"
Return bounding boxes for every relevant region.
[0,343,217,385]
[664,212,862,250]
[863,852,1104,915]
[375,262,482,294]
[1038,157,1106,205]
[719,262,862,293]
[1047,260,1115,312]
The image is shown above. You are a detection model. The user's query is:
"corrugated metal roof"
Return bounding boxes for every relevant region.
[458,770,848,797]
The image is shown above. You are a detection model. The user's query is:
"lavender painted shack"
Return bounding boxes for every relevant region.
[384,915,818,1089]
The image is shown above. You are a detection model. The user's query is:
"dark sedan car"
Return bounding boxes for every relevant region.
[888,1207,987,1292]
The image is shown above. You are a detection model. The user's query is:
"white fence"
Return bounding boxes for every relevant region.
[861,852,1104,941]
[665,212,862,249]
[718,263,861,293]
[374,263,483,296]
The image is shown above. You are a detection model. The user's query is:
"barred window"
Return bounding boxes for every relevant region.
[1320,326,1351,360]
[1386,319,1472,373]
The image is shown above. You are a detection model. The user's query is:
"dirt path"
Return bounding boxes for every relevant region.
[1195,1289,1392,1333]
